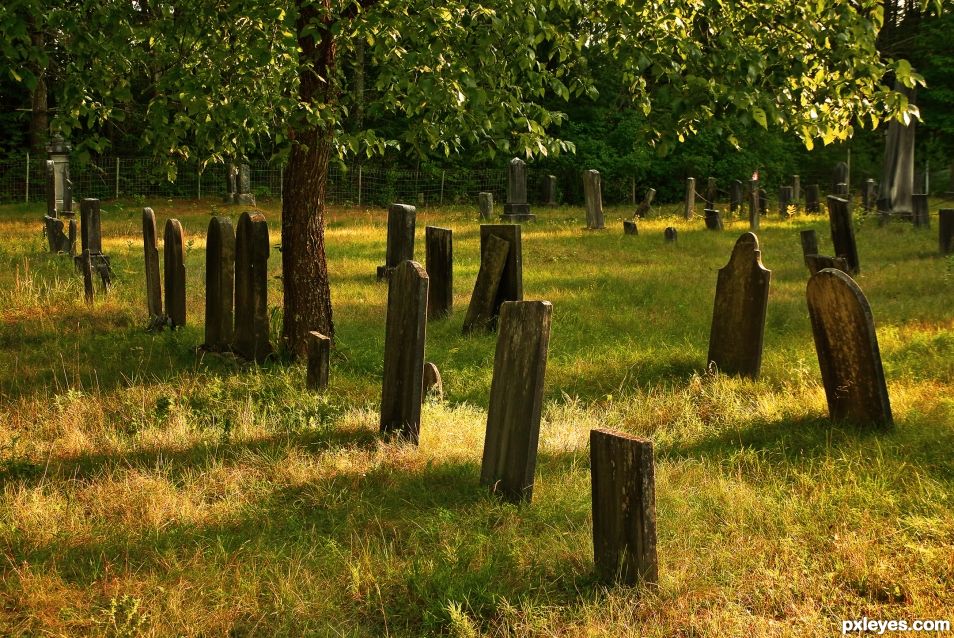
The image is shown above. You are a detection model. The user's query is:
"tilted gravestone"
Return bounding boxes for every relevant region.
[749,179,760,230]
[478,192,494,220]
[423,362,443,401]
[826,196,860,274]
[707,232,771,378]
[468,225,523,331]
[800,229,819,265]
[142,208,162,320]
[163,219,186,328]
[912,193,930,229]
[636,188,655,217]
[664,227,677,242]
[806,269,892,427]
[582,170,605,229]
[463,234,510,334]
[204,216,235,350]
[306,331,331,391]
[425,226,453,320]
[779,186,794,218]
[378,203,416,280]
[380,260,429,444]
[684,177,696,220]
[480,300,552,503]
[730,180,743,214]
[940,209,954,255]
[805,184,821,213]
[502,157,534,222]
[233,211,273,361]
[623,220,638,235]
[544,174,558,206]
[591,429,658,586]
[704,209,723,230]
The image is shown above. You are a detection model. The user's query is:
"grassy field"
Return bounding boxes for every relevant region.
[1,197,952,636]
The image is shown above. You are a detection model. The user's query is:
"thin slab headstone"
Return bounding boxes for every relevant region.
[807,269,892,427]
[306,331,331,391]
[502,157,534,222]
[805,254,849,276]
[800,229,818,266]
[862,179,877,213]
[636,188,655,218]
[477,224,522,327]
[833,161,849,191]
[463,234,510,334]
[707,232,771,378]
[749,179,760,230]
[704,209,723,230]
[544,175,557,206]
[912,193,930,229]
[705,177,717,206]
[623,220,638,235]
[233,211,273,361]
[730,180,743,214]
[806,184,821,213]
[142,208,162,319]
[379,203,416,280]
[423,362,443,401]
[478,192,494,220]
[826,196,860,274]
[237,163,255,205]
[425,226,453,320]
[664,227,677,242]
[940,209,954,255]
[590,429,658,586]
[583,170,605,229]
[380,260,429,444]
[204,216,236,350]
[684,177,696,220]
[792,175,801,203]
[779,186,794,219]
[80,198,102,254]
[163,219,186,328]
[480,300,552,503]
[81,250,94,306]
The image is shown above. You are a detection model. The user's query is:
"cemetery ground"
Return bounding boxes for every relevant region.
[1,198,952,637]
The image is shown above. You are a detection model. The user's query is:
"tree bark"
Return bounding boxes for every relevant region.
[281,0,337,357]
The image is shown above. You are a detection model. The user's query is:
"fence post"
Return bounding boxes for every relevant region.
[114,157,120,199]
[440,170,445,206]
[25,152,30,203]
[357,166,362,207]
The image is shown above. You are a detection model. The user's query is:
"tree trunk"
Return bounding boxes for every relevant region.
[281,0,337,357]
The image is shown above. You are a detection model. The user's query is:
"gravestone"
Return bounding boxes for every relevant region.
[544,175,557,206]
[623,220,638,235]
[833,161,849,190]
[704,209,723,230]
[423,362,443,401]
[664,227,677,242]
[826,196,860,274]
[590,429,658,586]
[800,229,818,266]
[807,269,892,427]
[163,219,186,328]
[758,188,768,216]
[502,157,534,222]
[233,211,273,361]
[704,177,717,207]
[862,179,877,213]
[44,216,71,253]
[778,186,793,218]
[478,192,493,220]
[380,260,429,444]
[237,163,255,205]
[480,300,552,503]
[142,208,162,320]
[806,254,849,276]
[467,224,523,331]
[684,177,696,220]
[635,188,655,217]
[730,180,743,214]
[204,216,235,350]
[306,331,331,391]
[463,234,511,334]
[80,198,102,254]
[425,226,453,319]
[749,179,760,230]
[223,163,238,203]
[912,193,930,228]
[792,175,801,202]
[806,184,821,213]
[81,250,94,306]
[47,133,71,215]
[582,170,605,229]
[378,203,416,280]
[940,209,954,254]
[707,232,771,378]
[834,182,849,197]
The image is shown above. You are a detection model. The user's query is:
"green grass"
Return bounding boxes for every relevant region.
[1,198,952,636]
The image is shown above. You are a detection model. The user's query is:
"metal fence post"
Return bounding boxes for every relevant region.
[25,152,30,203]
[115,157,120,199]
[358,166,362,207]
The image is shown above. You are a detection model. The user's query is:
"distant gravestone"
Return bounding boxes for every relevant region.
[233,211,272,362]
[80,198,102,254]
[758,188,768,216]
[806,254,849,276]
[502,157,534,222]
[380,260,429,444]
[425,226,453,320]
[707,232,771,378]
[833,161,849,190]
[704,209,723,230]
[45,160,56,218]
[224,163,238,203]
[471,224,522,330]
[623,220,638,235]
[378,203,416,280]
[834,182,849,197]
[826,196,860,274]
[163,219,186,328]
[237,163,255,205]
[635,188,655,218]
[463,234,510,334]
[792,175,801,202]
[806,184,821,213]
[480,300,552,503]
[730,180,743,214]
[800,229,818,266]
[749,179,760,230]
[590,429,658,586]
[807,269,892,427]
[142,208,162,320]
[44,216,71,253]
[862,179,877,213]
[582,170,605,229]
[544,175,557,206]
[778,186,794,219]
[478,192,494,220]
[684,177,696,220]
[664,227,677,242]
[940,209,954,254]
[912,193,930,229]
[705,177,717,207]
[306,331,331,391]
[204,216,235,351]
[423,362,443,401]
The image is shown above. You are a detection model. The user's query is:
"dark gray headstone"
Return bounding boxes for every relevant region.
[862,179,877,213]
[583,170,605,229]
[143,208,162,319]
[807,269,892,427]
[478,192,493,220]
[806,184,821,213]
[779,186,794,218]
[379,203,416,279]
[730,180,743,214]
[758,188,768,216]
[623,220,638,235]
[224,163,237,203]
[664,227,677,242]
[380,260,429,444]
[204,216,235,350]
[912,193,930,229]
[684,177,696,220]
[503,157,533,221]
[46,160,56,219]
[306,331,331,391]
[237,163,255,205]
[423,361,443,401]
[463,234,510,334]
[705,177,717,206]
[704,209,723,230]
[544,174,557,206]
[707,232,771,378]
[425,226,452,320]
[163,219,186,328]
[44,216,70,253]
[826,196,859,274]
[480,300,552,503]
[834,182,849,197]
[476,224,522,328]
[800,229,818,266]
[233,211,272,361]
[833,161,849,190]
[81,249,94,306]
[940,209,954,254]
[636,188,655,217]
[80,198,102,254]
[792,175,801,202]
[805,254,849,276]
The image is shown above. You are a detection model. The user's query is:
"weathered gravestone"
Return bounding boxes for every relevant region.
[826,196,860,274]
[425,226,453,320]
[543,174,558,206]
[223,163,238,203]
[480,300,552,503]
[940,209,954,255]
[805,184,821,213]
[142,208,162,320]
[204,216,235,351]
[806,269,892,427]
[833,161,849,191]
[800,229,819,265]
[463,234,511,334]
[163,219,186,328]
[380,260,429,444]
[423,362,443,401]
[704,209,723,230]
[237,163,255,205]
[478,192,494,221]
[705,177,717,207]
[44,216,72,254]
[306,331,331,391]
[635,188,655,218]
[684,177,696,220]
[45,160,56,219]
[862,179,877,213]
[79,198,112,287]
[834,182,849,197]
[47,134,72,215]
[792,175,801,202]
[730,180,743,214]
[377,203,416,280]
[664,227,677,242]
[463,225,523,333]
[502,157,534,222]
[623,220,638,235]
[778,186,794,218]
[233,211,273,361]
[591,429,658,586]
[912,193,930,229]
[805,254,849,276]
[582,170,605,229]
[81,250,94,306]
[707,232,771,378]
[749,179,760,230]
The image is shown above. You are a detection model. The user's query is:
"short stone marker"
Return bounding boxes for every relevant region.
[163,219,186,328]
[425,226,453,320]
[463,234,510,334]
[912,193,930,229]
[749,179,760,230]
[204,216,235,351]
[233,211,273,362]
[807,269,892,427]
[623,220,638,235]
[544,174,557,206]
[480,300,552,503]
[806,254,849,276]
[81,249,95,306]
[800,229,819,265]
[142,208,162,321]
[806,184,821,213]
[478,192,494,220]
[635,188,655,218]
[664,227,677,242]
[940,209,954,254]
[380,260,429,444]
[707,232,771,378]
[591,429,658,586]
[730,180,743,214]
[306,331,331,391]
[423,362,443,401]
[502,157,534,222]
[779,186,794,218]
[684,177,696,220]
[826,196,860,274]
[378,203,416,280]
[704,209,723,230]
[862,179,877,213]
[583,170,605,229]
